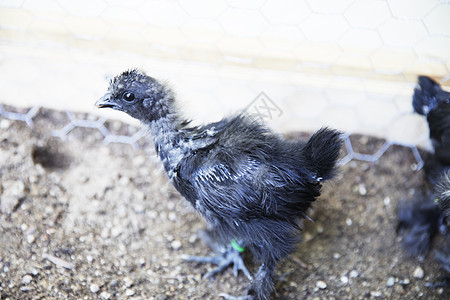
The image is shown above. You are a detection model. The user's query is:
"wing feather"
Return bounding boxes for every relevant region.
[194,157,260,185]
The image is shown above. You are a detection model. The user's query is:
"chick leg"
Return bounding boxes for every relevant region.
[247,262,275,300]
[220,261,275,300]
[182,229,252,280]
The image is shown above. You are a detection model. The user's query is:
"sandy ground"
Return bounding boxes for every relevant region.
[0,107,448,299]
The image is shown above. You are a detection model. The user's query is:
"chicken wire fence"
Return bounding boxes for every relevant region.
[0,103,425,169]
[1,0,449,168]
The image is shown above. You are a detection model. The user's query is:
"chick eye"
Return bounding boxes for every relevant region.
[122,92,135,102]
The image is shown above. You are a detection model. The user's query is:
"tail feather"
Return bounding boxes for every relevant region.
[303,127,342,181]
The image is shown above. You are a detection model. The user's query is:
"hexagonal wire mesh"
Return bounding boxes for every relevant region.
[0,0,449,168]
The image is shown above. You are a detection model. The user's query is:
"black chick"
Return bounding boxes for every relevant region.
[434,171,450,275]
[413,76,450,183]
[95,69,342,300]
[397,76,450,282]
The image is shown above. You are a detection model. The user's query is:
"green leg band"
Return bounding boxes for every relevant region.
[231,239,245,253]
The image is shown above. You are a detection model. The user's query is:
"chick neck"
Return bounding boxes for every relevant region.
[143,92,189,180]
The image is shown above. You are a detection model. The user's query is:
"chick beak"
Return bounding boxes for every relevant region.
[95,93,115,109]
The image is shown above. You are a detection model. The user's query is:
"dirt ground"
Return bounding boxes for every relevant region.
[0,107,448,299]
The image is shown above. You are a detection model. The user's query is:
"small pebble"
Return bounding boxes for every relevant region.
[22,275,33,284]
[168,212,177,221]
[386,276,395,287]
[138,257,145,266]
[100,291,111,299]
[316,224,324,234]
[333,253,341,259]
[167,201,175,210]
[20,286,34,292]
[111,226,122,238]
[133,204,145,213]
[26,234,36,244]
[340,275,349,284]
[119,176,130,185]
[349,270,359,278]
[346,218,352,226]
[413,266,424,279]
[383,197,391,206]
[30,268,39,276]
[1,180,25,214]
[147,211,158,220]
[171,240,182,250]
[370,291,382,297]
[303,232,313,242]
[358,184,367,195]
[188,234,197,244]
[125,289,135,296]
[399,278,410,285]
[90,283,100,293]
[0,119,11,129]
[124,277,133,288]
[316,280,327,289]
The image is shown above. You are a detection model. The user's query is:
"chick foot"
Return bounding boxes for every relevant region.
[182,246,252,280]
[181,230,252,280]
